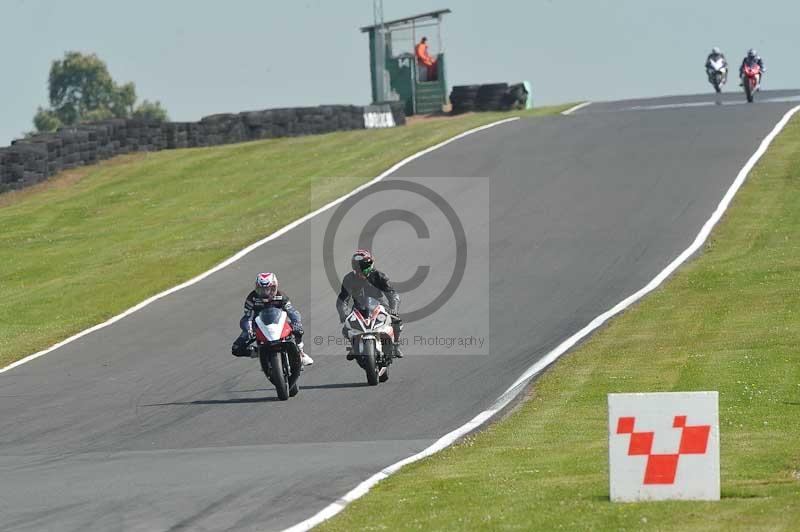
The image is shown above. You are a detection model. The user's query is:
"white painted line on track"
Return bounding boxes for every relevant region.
[0,117,519,376]
[621,95,800,112]
[561,101,592,115]
[283,104,800,532]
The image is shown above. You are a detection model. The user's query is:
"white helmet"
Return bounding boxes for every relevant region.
[254,272,278,299]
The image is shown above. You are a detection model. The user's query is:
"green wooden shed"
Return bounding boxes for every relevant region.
[360,9,451,116]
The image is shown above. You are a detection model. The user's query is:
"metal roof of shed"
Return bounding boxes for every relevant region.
[359,9,451,32]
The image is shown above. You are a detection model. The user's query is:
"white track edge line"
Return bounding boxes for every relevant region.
[282,104,800,532]
[0,117,519,376]
[561,101,592,115]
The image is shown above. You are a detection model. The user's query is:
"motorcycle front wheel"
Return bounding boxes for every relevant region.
[744,79,754,103]
[268,351,290,400]
[363,339,379,386]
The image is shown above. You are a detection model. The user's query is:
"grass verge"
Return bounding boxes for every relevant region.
[0,105,572,369]
[319,115,800,531]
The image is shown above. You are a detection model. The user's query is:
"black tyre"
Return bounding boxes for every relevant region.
[713,73,722,93]
[270,351,290,400]
[477,99,504,111]
[452,99,476,113]
[477,88,508,102]
[379,368,389,383]
[450,94,476,103]
[451,89,479,101]
[452,84,481,92]
[289,382,299,397]
[478,83,509,93]
[500,93,519,110]
[477,93,506,104]
[363,339,379,386]
[744,78,754,103]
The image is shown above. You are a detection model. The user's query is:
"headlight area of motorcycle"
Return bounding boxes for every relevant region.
[349,316,367,332]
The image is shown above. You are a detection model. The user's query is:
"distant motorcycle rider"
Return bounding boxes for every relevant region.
[705,46,728,83]
[739,49,766,87]
[336,249,404,359]
[231,272,314,366]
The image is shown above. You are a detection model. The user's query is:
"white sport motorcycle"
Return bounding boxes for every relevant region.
[706,58,728,93]
[343,297,396,385]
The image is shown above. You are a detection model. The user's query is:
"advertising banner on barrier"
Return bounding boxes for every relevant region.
[608,391,720,502]
[363,104,397,129]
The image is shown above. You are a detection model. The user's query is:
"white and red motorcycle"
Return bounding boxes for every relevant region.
[706,57,728,93]
[253,307,302,400]
[742,63,762,103]
[343,297,396,385]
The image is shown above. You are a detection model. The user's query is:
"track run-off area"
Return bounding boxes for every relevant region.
[2,91,800,531]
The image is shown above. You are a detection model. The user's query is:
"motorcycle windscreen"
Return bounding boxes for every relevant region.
[353,294,381,316]
[258,307,290,341]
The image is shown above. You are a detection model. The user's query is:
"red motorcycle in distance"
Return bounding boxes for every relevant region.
[742,64,761,103]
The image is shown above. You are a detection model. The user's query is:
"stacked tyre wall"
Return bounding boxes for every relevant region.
[0,102,405,194]
[450,83,529,113]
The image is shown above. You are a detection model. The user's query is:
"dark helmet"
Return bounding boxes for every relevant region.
[351,249,374,277]
[747,48,757,58]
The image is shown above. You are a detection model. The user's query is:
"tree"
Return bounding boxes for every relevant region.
[33,107,63,133]
[132,100,169,122]
[47,52,117,126]
[111,82,136,119]
[32,51,169,132]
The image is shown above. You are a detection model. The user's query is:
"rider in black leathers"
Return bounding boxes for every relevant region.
[231,272,313,365]
[336,249,404,358]
[739,49,766,86]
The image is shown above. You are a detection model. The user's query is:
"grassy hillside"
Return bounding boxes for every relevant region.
[320,116,800,531]
[0,105,572,369]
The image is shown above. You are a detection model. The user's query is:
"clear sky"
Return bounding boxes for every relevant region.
[1,0,798,145]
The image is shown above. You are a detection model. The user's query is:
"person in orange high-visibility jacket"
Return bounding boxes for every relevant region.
[415,37,437,80]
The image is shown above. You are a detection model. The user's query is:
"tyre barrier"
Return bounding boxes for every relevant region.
[0,102,406,194]
[450,82,529,114]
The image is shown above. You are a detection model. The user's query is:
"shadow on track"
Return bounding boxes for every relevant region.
[300,382,369,390]
[139,382,372,407]
[141,397,281,406]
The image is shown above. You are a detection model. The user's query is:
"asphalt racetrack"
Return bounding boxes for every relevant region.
[2,90,799,531]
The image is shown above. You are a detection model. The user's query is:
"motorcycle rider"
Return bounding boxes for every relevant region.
[705,46,728,84]
[336,249,404,359]
[739,49,766,87]
[231,272,314,366]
